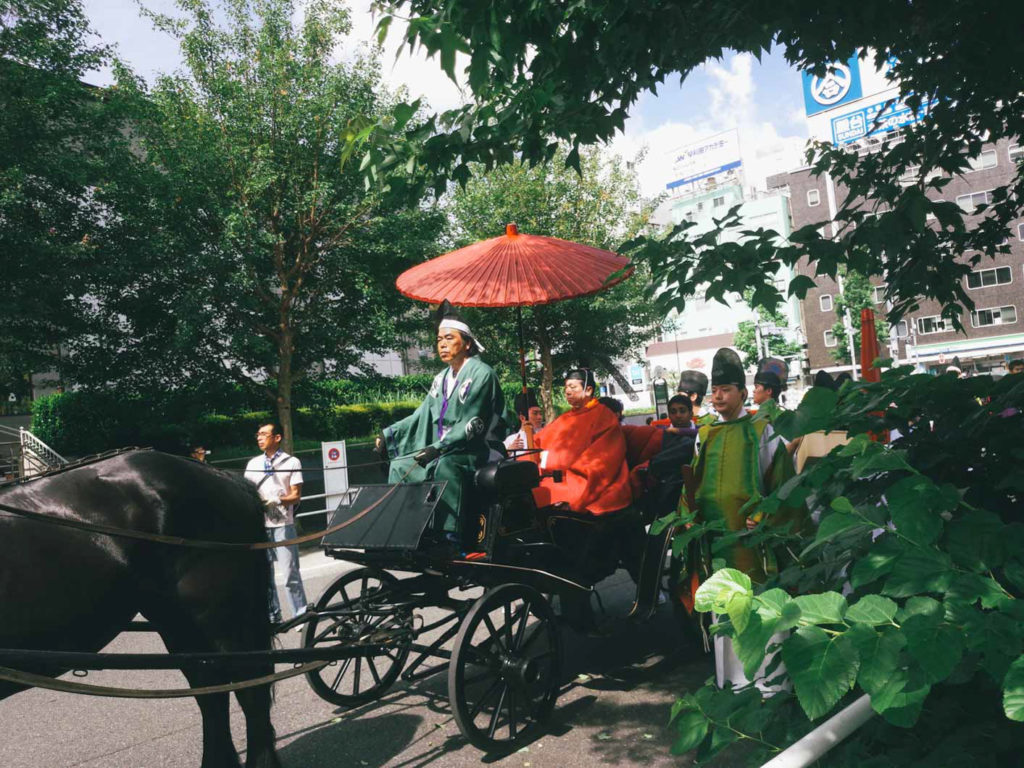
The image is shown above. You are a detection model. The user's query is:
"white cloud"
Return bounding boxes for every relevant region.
[338,0,468,113]
[616,52,809,198]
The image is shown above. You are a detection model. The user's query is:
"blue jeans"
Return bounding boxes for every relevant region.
[266,524,308,622]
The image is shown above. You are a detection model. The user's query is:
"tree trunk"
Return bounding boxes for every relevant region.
[276,330,295,454]
[537,329,556,424]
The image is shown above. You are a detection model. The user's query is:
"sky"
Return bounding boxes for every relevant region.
[81,0,811,198]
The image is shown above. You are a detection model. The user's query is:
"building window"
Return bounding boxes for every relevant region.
[894,320,909,338]
[971,305,1017,328]
[872,285,886,304]
[966,266,1012,290]
[916,315,952,335]
[713,196,725,208]
[1017,223,1024,241]
[1009,145,1023,165]
[819,294,833,312]
[956,190,992,213]
[966,149,998,172]
[696,202,704,212]
[807,189,821,207]
[823,329,838,347]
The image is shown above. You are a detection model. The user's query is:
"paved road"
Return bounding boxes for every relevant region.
[0,550,713,768]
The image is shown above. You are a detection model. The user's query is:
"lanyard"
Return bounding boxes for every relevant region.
[437,370,454,439]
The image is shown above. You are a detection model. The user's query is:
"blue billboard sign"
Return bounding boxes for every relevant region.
[802,56,863,116]
[830,96,936,145]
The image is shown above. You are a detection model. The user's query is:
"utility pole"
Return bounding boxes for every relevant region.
[825,173,859,380]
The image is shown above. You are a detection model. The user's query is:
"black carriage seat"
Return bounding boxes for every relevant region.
[474,458,540,496]
[463,459,542,555]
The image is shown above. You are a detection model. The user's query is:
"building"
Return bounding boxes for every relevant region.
[770,53,1024,376]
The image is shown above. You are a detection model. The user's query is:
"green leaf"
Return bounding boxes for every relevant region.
[794,592,847,626]
[848,624,907,711]
[886,475,946,545]
[773,387,838,440]
[903,614,964,683]
[694,568,753,615]
[1002,656,1024,721]
[670,710,709,755]
[882,547,955,598]
[732,611,781,680]
[846,595,898,626]
[851,537,902,589]
[880,683,931,727]
[851,447,913,478]
[782,626,860,720]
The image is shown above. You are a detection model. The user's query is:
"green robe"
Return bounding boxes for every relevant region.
[682,413,805,582]
[383,356,509,536]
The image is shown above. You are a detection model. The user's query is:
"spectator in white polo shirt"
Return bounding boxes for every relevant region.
[245,422,308,625]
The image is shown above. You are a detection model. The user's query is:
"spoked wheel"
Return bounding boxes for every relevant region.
[448,583,562,753]
[304,567,413,706]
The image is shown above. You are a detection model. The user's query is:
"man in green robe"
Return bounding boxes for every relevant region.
[377,302,509,545]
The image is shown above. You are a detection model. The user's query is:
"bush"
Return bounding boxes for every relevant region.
[32,390,423,456]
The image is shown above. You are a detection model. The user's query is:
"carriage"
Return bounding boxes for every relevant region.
[297,453,677,752]
[0,445,681,762]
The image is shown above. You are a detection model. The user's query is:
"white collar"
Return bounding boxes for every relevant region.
[717,407,747,423]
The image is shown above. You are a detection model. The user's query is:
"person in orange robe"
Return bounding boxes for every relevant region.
[532,370,633,514]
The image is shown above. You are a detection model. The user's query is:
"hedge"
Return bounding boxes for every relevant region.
[32,391,420,456]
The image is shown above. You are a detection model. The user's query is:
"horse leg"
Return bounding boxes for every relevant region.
[235,684,281,768]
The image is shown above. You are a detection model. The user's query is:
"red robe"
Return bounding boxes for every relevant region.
[621,424,664,501]
[532,400,632,515]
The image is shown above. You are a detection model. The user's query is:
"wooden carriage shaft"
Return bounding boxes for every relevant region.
[0,643,400,671]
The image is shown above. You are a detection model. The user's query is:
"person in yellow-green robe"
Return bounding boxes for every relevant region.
[683,348,805,582]
[680,348,807,691]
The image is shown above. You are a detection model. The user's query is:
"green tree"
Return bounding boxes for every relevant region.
[447,145,660,419]
[733,290,802,369]
[0,0,130,393]
[370,2,1023,330]
[830,269,891,365]
[77,0,444,449]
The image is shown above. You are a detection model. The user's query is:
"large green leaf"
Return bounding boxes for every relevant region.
[850,536,903,589]
[886,475,946,545]
[903,614,964,684]
[945,510,1008,571]
[773,387,838,440]
[846,595,899,626]
[847,624,907,712]
[694,568,753,614]
[882,547,955,598]
[1002,655,1024,722]
[670,710,709,755]
[782,627,860,720]
[757,588,802,632]
[794,592,847,626]
[732,611,781,681]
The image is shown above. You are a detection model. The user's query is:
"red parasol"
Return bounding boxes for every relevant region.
[396,223,634,390]
[860,308,881,383]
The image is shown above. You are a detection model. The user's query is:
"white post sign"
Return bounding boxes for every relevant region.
[321,440,350,511]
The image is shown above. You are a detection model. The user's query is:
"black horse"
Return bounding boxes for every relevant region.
[0,450,280,768]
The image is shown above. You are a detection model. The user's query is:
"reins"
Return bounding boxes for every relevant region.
[0,464,420,551]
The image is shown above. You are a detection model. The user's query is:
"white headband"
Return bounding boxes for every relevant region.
[439,320,485,352]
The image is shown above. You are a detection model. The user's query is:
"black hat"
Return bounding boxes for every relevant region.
[813,370,853,391]
[435,299,484,352]
[513,389,540,416]
[711,348,745,388]
[565,368,596,392]
[754,357,788,393]
[677,370,709,396]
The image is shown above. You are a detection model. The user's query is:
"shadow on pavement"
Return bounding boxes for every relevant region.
[279,711,423,767]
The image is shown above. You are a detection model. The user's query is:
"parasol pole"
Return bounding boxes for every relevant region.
[516,305,528,394]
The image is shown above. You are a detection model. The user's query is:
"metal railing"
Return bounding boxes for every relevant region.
[18,428,67,477]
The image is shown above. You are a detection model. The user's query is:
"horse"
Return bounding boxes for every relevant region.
[0,450,281,768]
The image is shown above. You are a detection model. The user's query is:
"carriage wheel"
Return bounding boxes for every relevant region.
[448,583,562,753]
[304,567,412,707]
